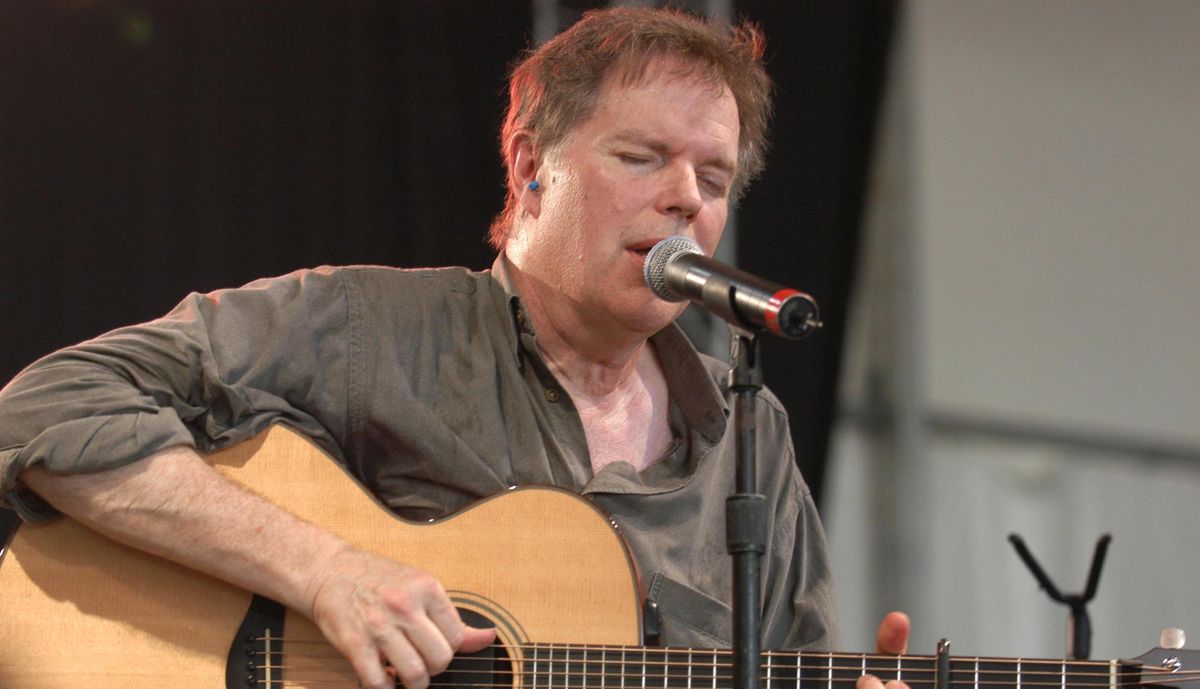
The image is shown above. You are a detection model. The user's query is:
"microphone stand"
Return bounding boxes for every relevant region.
[727,326,766,689]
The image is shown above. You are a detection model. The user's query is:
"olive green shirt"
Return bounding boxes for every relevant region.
[0,257,838,650]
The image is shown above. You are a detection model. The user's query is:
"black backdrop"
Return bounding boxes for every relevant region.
[0,1,894,506]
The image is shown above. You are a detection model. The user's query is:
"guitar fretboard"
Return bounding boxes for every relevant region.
[506,645,1133,689]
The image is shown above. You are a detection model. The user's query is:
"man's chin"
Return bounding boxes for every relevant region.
[624,300,687,335]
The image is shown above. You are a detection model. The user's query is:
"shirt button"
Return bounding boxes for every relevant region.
[544,388,560,403]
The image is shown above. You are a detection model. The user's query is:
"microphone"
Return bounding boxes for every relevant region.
[643,236,822,340]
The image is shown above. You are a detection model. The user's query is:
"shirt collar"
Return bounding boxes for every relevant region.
[487,253,527,371]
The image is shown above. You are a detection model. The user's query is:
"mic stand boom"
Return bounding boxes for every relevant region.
[728,327,766,689]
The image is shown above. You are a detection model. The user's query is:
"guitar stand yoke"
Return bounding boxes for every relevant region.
[1008,532,1111,659]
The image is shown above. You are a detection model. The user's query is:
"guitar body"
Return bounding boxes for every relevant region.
[0,425,642,688]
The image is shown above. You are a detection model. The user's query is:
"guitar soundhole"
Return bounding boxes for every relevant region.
[440,609,512,689]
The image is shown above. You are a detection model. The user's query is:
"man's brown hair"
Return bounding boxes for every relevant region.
[488,6,772,250]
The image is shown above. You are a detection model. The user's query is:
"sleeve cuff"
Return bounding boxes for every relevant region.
[0,409,196,523]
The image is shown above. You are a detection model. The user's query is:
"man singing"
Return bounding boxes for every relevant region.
[0,7,909,689]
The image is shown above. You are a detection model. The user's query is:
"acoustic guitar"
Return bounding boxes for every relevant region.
[0,426,1194,689]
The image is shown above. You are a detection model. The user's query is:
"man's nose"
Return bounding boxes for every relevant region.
[656,163,703,222]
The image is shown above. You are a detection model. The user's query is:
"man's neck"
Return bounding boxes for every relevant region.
[507,259,651,399]
[505,257,676,473]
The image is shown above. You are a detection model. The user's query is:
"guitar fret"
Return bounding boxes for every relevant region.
[977,656,1014,689]
[602,646,608,689]
[884,655,933,689]
[828,652,861,689]
[1018,658,1022,689]
[1062,660,1067,689]
[622,647,628,689]
[535,643,544,689]
[713,650,719,689]
[1067,658,1112,689]
[771,650,799,689]
[688,648,694,689]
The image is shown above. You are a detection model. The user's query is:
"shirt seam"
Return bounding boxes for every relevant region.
[341,270,365,455]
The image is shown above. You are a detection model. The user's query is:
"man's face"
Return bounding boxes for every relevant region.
[509,58,740,338]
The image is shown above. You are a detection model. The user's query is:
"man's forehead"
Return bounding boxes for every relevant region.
[590,58,739,138]
[603,53,731,100]
[594,59,738,139]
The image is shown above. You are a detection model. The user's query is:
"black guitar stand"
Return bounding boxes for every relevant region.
[1008,532,1111,659]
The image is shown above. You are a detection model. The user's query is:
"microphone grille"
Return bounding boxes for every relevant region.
[643,235,702,302]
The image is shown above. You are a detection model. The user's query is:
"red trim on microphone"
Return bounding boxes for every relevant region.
[763,288,801,335]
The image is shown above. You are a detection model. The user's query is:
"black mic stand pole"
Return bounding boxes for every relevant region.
[727,326,766,689]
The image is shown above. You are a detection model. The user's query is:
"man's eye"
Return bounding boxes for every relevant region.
[617,153,651,164]
[700,176,729,196]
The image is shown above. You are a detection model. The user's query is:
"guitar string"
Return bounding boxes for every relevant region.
[248,653,1196,687]
[253,656,1133,679]
[256,640,1157,675]
[262,639,1130,668]
[252,638,1190,687]
[247,647,1198,689]
[273,674,1200,686]
[239,667,1200,689]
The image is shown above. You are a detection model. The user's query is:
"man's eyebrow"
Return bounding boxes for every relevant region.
[609,129,737,175]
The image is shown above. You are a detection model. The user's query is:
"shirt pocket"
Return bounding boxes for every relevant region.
[646,572,732,647]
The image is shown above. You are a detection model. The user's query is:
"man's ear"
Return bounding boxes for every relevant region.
[505,129,542,219]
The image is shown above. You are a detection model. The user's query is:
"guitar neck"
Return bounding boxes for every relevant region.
[508,644,1150,689]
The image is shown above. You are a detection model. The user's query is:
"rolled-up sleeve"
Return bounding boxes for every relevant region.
[0,267,353,521]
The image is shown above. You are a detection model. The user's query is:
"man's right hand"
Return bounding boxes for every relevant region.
[306,547,497,689]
